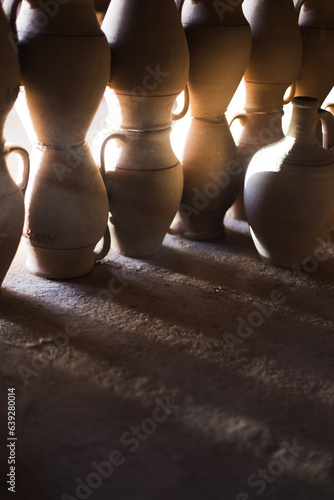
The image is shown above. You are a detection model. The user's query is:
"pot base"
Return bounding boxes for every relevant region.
[170,211,225,241]
[24,240,97,279]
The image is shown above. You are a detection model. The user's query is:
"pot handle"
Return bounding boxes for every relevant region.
[3,0,21,39]
[171,85,189,121]
[294,0,305,16]
[229,113,249,128]
[172,0,190,121]
[178,0,186,14]
[4,144,30,192]
[99,132,127,181]
[93,224,111,262]
[283,82,296,105]
[319,108,334,152]
[96,132,127,262]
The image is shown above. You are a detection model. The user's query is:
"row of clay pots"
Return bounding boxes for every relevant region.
[1,0,334,288]
[230,0,334,220]
[237,0,334,267]
[0,0,190,284]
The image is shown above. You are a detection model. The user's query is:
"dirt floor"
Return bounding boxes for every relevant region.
[1,212,334,500]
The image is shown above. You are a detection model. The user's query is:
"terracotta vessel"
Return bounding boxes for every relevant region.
[244,97,334,268]
[243,0,303,112]
[100,128,183,257]
[171,117,241,240]
[295,0,334,105]
[0,4,29,288]
[170,0,251,240]
[101,0,189,131]
[3,0,110,279]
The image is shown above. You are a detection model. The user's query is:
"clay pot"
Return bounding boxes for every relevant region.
[295,0,334,105]
[170,0,251,240]
[171,116,242,240]
[100,128,183,257]
[229,111,285,220]
[23,144,110,279]
[243,0,303,112]
[3,0,110,278]
[0,4,29,288]
[244,97,334,268]
[101,0,189,131]
[181,0,252,120]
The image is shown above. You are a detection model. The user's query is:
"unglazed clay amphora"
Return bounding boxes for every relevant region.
[244,97,334,269]
[171,0,252,240]
[101,0,189,257]
[295,0,334,105]
[4,0,110,279]
[0,4,29,288]
[242,0,302,112]
[102,0,189,131]
[100,128,183,257]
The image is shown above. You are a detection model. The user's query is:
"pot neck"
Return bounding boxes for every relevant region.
[287,97,319,143]
[285,96,333,164]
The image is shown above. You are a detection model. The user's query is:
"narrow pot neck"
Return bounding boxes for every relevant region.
[287,99,319,143]
[285,97,333,164]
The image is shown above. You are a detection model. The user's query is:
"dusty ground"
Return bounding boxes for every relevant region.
[1,214,334,500]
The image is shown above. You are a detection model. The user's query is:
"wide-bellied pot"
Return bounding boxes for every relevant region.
[244,97,334,268]
[3,0,110,279]
[100,128,183,257]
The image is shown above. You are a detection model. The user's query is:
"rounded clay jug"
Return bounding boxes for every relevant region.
[243,0,303,112]
[0,4,29,288]
[170,0,251,240]
[101,0,190,131]
[100,128,183,257]
[295,0,334,105]
[244,97,334,268]
[3,0,110,279]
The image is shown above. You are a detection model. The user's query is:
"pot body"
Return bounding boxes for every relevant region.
[243,0,303,112]
[295,0,334,104]
[23,144,108,278]
[182,0,251,119]
[102,0,189,130]
[101,128,183,257]
[171,117,242,240]
[244,97,334,268]
[3,0,110,277]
